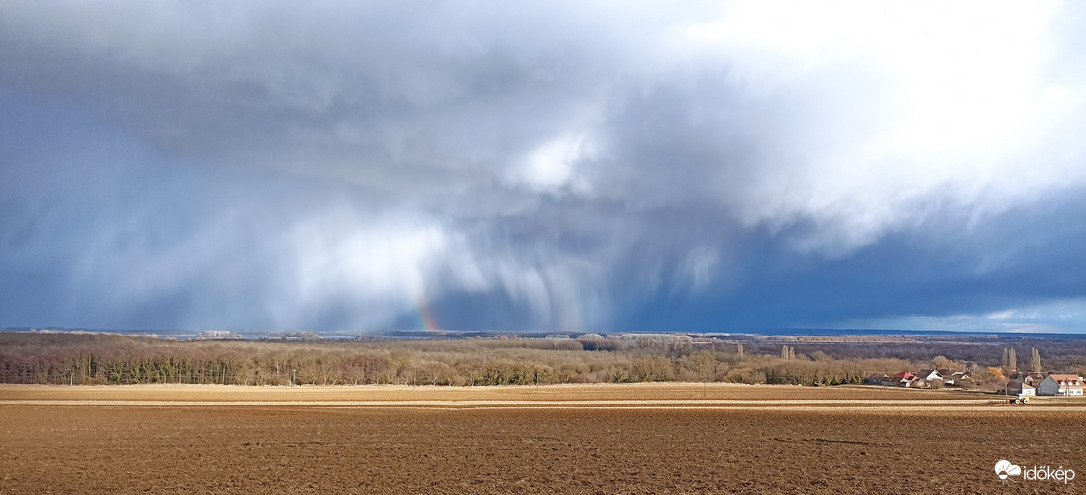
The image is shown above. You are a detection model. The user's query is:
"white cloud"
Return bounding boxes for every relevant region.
[684,1,1078,238]
[507,132,599,193]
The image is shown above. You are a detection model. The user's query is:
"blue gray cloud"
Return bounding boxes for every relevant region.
[2,1,1084,332]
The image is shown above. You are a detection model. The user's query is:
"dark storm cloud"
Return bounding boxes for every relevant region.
[616,190,1086,331]
[2,1,1085,332]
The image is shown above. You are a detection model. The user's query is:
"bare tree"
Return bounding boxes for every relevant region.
[683,351,717,382]
[1031,348,1042,373]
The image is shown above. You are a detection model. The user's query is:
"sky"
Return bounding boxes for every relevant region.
[2,1,1085,334]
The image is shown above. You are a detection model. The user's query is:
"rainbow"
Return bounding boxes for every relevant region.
[415,296,440,332]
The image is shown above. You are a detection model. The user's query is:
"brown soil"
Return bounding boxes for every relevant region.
[1,384,1081,494]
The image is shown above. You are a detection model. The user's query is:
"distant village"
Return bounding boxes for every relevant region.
[864,369,1085,397]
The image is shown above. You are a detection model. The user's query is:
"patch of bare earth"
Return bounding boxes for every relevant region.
[0,385,1081,494]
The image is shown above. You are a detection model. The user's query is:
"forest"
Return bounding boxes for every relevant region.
[2,331,1085,390]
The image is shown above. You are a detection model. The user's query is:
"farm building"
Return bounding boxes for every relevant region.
[864,373,888,385]
[1022,372,1045,385]
[916,369,943,382]
[945,371,970,386]
[1036,374,1086,396]
[864,369,971,389]
[887,371,915,387]
[1005,380,1035,396]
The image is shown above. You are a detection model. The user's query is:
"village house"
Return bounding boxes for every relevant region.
[864,370,954,388]
[1022,372,1045,386]
[916,369,943,382]
[946,371,970,386]
[1005,380,1036,396]
[887,371,916,387]
[864,369,990,390]
[1037,374,1086,396]
[864,373,888,385]
[863,368,1086,396]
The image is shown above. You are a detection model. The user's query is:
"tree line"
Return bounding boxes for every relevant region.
[1,332,1083,389]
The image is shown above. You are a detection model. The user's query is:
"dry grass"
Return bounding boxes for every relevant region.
[0,382,987,402]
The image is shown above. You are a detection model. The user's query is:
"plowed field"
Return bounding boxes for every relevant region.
[1,384,1082,494]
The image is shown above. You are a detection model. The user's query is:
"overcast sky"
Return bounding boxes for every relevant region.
[2,1,1085,334]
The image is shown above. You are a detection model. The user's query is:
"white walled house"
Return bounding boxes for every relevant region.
[1006,380,1035,396]
[1037,374,1086,396]
[917,369,943,382]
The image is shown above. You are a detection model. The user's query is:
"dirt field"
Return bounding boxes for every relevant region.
[1,384,1082,493]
